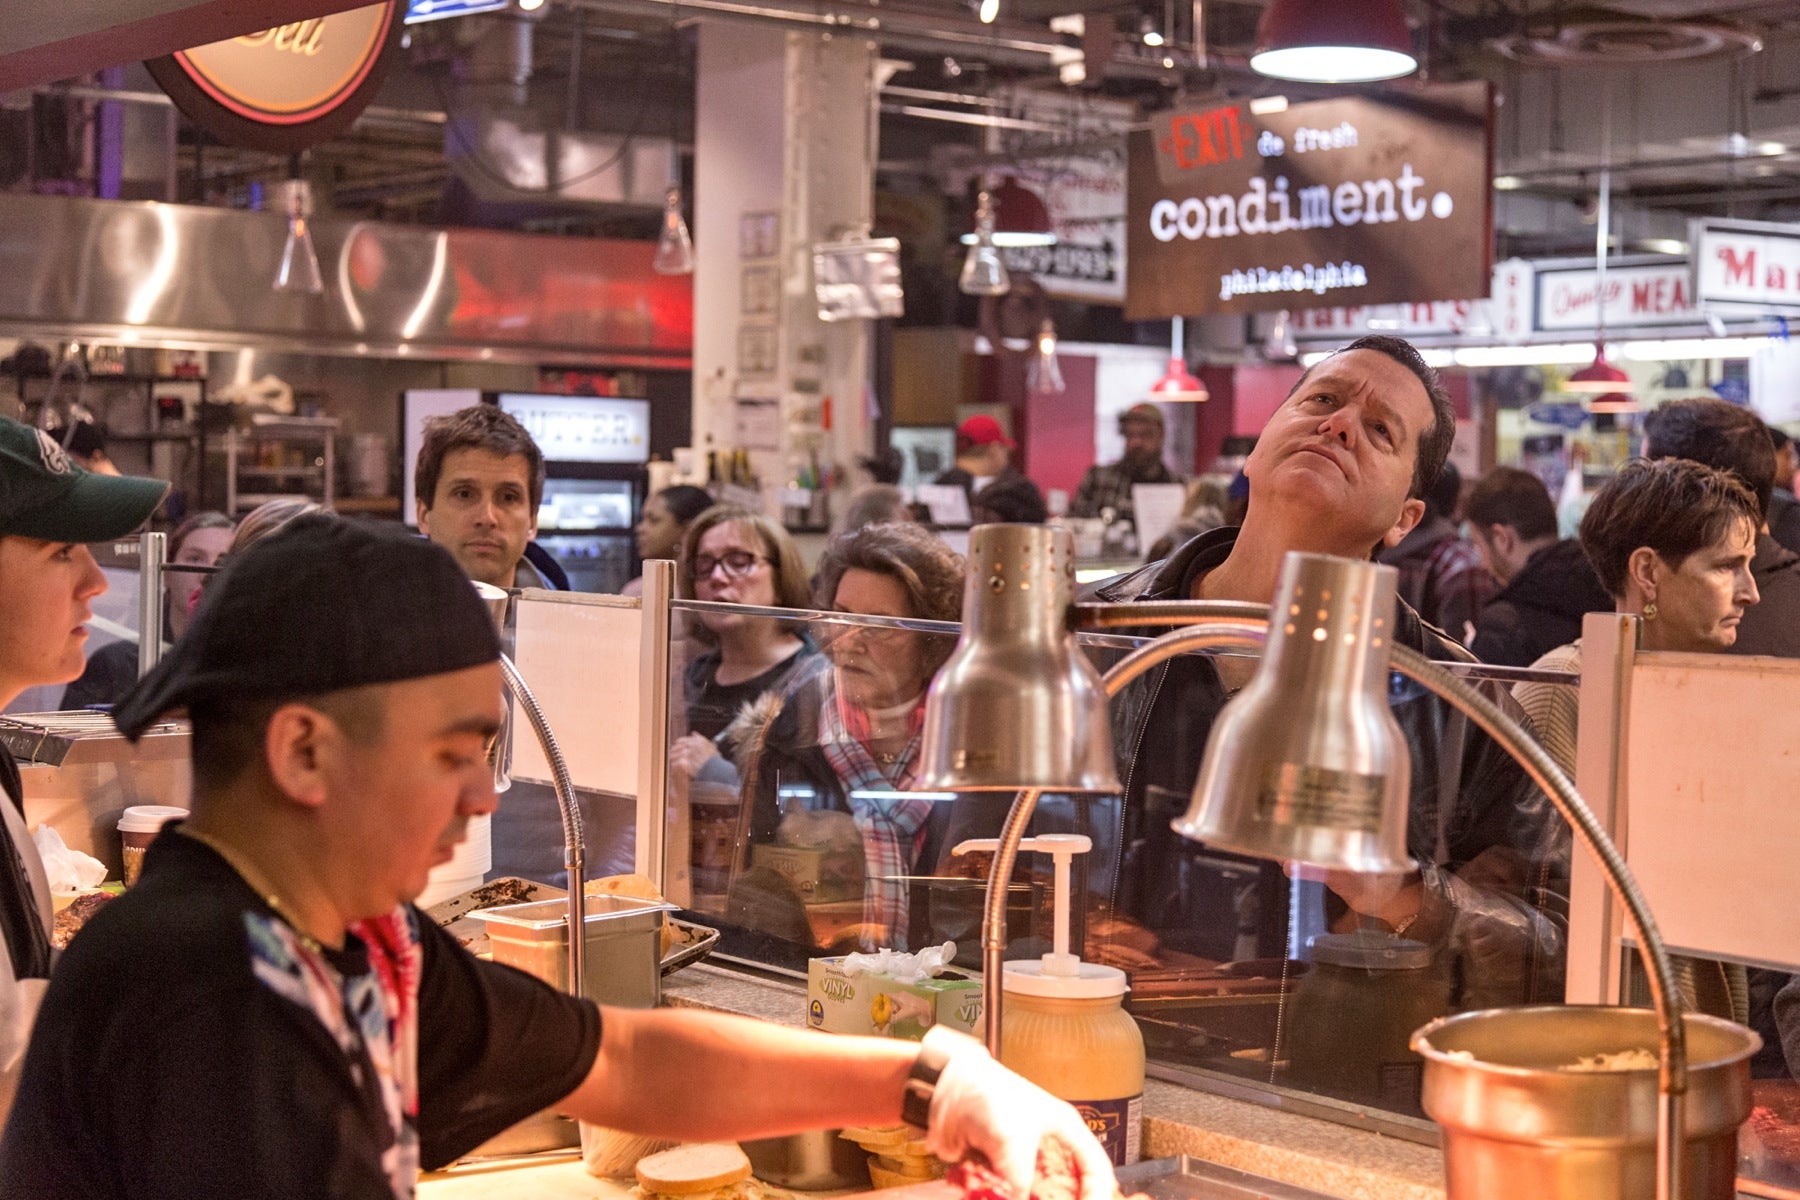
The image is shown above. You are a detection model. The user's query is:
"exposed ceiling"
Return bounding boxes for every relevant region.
[16,0,1800,267]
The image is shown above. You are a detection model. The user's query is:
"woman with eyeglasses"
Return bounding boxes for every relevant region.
[728,521,971,955]
[671,506,816,790]
[60,510,234,710]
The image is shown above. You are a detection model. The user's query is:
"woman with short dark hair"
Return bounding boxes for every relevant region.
[1515,457,1759,1022]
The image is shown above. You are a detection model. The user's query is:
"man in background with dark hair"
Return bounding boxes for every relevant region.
[415,404,556,592]
[1766,424,1800,555]
[1379,459,1497,644]
[1642,397,1800,658]
[1465,466,1613,668]
[1087,335,1566,1016]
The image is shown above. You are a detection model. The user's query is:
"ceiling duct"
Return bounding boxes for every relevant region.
[445,112,676,208]
[1494,14,1763,66]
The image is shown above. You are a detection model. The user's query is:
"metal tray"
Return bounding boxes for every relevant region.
[424,877,719,976]
[1115,1154,1339,1200]
[662,918,721,977]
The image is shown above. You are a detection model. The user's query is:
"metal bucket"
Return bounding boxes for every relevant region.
[1412,1005,1760,1200]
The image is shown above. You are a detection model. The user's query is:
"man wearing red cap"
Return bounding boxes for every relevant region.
[934,416,1046,522]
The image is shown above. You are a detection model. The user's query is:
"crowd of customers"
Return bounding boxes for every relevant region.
[12,353,1800,1162]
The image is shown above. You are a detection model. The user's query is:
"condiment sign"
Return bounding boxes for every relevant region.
[146,2,404,154]
[1125,81,1493,320]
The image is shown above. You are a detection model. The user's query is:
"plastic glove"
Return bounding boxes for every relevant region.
[921,1026,1116,1200]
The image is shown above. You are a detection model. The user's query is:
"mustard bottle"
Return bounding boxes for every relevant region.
[958,834,1146,1166]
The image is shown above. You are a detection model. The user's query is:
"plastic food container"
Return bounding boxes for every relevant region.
[470,894,674,1009]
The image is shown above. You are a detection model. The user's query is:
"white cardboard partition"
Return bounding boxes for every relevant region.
[1566,616,1800,1003]
[510,590,643,799]
[1619,652,1800,971]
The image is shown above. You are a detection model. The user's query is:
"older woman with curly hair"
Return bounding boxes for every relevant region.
[727,522,974,953]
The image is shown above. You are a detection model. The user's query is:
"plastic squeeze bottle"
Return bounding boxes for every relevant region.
[951,833,1146,1166]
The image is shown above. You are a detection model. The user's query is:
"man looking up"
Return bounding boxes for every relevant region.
[1069,402,1183,528]
[1465,466,1613,668]
[1087,335,1565,1014]
[0,517,1113,1200]
[415,404,553,591]
[0,416,167,1124]
[1642,397,1800,658]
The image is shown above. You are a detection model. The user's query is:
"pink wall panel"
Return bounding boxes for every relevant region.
[1019,352,1099,498]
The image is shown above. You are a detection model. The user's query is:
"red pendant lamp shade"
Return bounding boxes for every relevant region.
[1150,358,1209,403]
[1564,347,1633,394]
[1251,0,1418,83]
[960,177,1056,247]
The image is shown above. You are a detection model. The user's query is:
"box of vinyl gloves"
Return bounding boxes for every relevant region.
[806,942,982,1040]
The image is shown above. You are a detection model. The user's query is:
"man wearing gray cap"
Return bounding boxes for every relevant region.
[1068,401,1184,528]
[0,515,1113,1200]
[0,415,167,1125]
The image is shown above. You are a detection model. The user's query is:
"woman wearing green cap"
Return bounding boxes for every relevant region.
[0,415,166,1123]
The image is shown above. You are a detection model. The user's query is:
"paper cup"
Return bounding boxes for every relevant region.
[117,805,188,886]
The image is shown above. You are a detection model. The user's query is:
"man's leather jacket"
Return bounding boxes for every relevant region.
[1083,528,1570,1010]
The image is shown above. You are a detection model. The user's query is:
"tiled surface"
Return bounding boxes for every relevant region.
[662,964,1448,1200]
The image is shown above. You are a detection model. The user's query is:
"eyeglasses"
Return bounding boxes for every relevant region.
[816,616,915,648]
[692,550,767,580]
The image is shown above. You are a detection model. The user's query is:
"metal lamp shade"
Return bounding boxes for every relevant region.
[918,524,1119,792]
[1173,552,1411,873]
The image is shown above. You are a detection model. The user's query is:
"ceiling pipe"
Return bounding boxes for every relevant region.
[567,0,1259,85]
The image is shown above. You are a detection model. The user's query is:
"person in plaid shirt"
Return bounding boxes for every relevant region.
[1379,460,1497,644]
[1069,403,1184,527]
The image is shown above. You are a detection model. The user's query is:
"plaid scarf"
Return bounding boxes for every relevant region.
[818,688,932,950]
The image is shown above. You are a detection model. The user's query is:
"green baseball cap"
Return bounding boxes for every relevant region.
[0,416,169,542]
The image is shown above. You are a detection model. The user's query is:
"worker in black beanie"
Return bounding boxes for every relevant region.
[2,515,1114,1200]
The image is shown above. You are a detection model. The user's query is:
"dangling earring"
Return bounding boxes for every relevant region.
[1643,602,1658,621]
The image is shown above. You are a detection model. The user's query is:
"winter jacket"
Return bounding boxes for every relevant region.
[1083,527,1570,1011]
[1732,532,1800,659]
[725,659,1011,960]
[1379,516,1498,646]
[1470,539,1613,668]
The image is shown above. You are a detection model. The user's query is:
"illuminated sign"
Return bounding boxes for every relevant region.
[405,0,510,23]
[1536,262,1695,330]
[1125,81,1494,320]
[496,394,650,464]
[146,2,403,154]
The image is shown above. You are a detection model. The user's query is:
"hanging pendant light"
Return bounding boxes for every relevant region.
[1150,315,1208,402]
[273,177,323,295]
[1263,309,1298,362]
[1029,319,1066,394]
[959,190,1011,296]
[1563,344,1632,393]
[959,177,1056,248]
[654,186,695,276]
[1250,0,1417,84]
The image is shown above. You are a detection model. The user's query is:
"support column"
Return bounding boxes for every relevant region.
[692,22,877,524]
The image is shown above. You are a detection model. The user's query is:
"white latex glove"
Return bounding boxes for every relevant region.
[921,1026,1116,1200]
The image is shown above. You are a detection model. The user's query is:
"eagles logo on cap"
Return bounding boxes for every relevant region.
[34,428,71,476]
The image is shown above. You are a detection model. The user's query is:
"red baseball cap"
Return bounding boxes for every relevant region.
[957,415,1016,450]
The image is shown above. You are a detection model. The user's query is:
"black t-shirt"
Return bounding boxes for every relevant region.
[684,640,816,742]
[0,828,601,1199]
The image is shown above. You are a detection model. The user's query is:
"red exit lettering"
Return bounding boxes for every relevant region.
[1160,106,1249,170]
